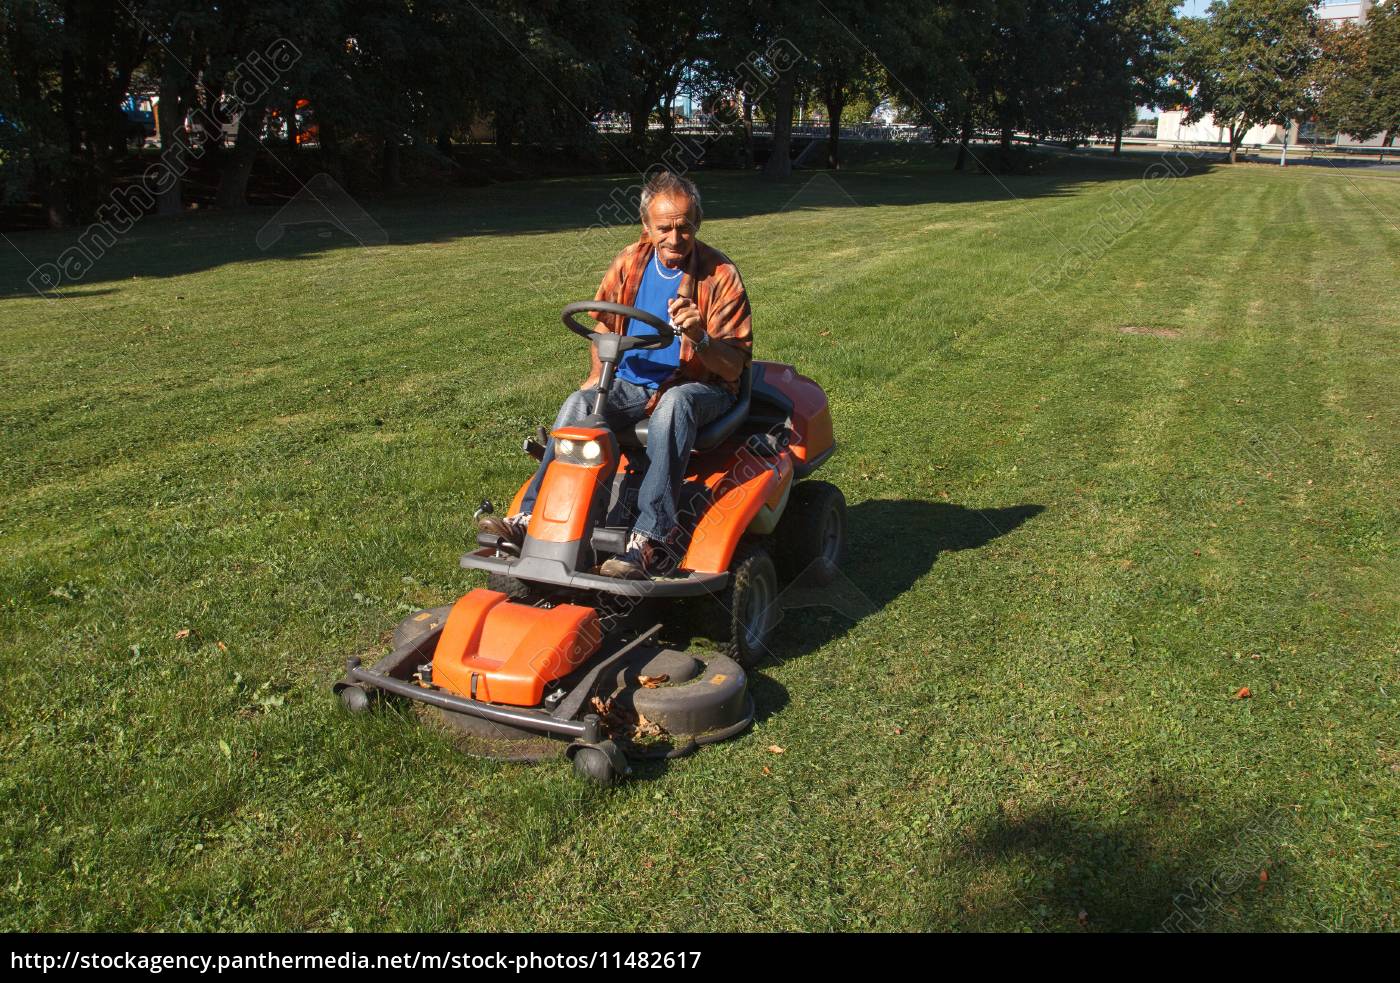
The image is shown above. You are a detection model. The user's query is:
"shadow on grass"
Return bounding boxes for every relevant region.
[666,499,1044,703]
[765,499,1046,667]
[633,499,1043,782]
[0,148,1215,301]
[947,790,1314,932]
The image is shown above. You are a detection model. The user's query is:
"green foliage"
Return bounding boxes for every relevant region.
[1175,0,1318,158]
[1312,3,1400,144]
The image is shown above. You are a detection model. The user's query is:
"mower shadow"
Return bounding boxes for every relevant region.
[665,499,1045,719]
[630,499,1042,782]
[769,498,1044,666]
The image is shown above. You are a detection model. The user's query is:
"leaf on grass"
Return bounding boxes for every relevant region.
[1235,687,1251,700]
[174,628,191,640]
[217,641,228,653]
[638,674,669,688]
[893,726,903,735]
[767,744,785,754]
[1259,868,1269,883]
[218,739,231,760]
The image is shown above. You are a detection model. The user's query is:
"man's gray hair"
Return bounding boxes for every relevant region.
[639,170,702,229]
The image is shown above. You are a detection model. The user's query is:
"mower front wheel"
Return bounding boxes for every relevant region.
[338,684,373,715]
[486,572,538,602]
[571,741,625,787]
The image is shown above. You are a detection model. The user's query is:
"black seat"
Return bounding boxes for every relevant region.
[618,363,752,452]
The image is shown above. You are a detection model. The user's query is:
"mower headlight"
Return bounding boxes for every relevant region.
[552,436,606,466]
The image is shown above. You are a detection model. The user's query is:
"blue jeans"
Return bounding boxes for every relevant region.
[520,378,736,543]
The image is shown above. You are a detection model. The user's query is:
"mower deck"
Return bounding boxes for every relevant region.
[335,607,753,774]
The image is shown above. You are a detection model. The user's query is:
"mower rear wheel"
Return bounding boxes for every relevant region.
[774,480,846,586]
[717,543,779,669]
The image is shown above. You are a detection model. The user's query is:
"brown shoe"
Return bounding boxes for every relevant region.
[599,533,668,580]
[477,513,528,550]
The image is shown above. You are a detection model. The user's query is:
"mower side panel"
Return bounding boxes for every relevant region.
[756,362,835,473]
[682,452,794,574]
[432,589,602,706]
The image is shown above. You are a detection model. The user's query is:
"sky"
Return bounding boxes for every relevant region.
[1177,0,1210,16]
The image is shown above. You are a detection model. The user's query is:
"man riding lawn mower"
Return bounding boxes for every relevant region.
[335,172,846,785]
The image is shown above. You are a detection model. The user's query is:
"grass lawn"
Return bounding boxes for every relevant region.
[1,148,1396,931]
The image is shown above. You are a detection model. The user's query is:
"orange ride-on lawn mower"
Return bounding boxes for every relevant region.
[334,301,843,785]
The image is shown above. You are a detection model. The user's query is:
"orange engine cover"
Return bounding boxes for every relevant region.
[431,589,601,707]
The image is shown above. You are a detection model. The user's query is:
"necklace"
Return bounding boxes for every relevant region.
[652,249,683,281]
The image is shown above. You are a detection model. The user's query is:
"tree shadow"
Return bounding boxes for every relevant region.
[946,788,1315,932]
[0,145,1215,301]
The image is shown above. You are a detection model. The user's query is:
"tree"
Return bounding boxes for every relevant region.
[1312,2,1400,146]
[1375,1,1400,146]
[803,0,886,170]
[1175,0,1318,163]
[1057,0,1179,153]
[0,0,149,226]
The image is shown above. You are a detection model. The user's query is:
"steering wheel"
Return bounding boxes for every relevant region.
[561,301,676,358]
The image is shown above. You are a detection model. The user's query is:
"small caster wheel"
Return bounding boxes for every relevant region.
[339,685,371,714]
[572,744,623,787]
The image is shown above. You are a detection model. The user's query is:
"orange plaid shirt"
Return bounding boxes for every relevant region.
[587,234,753,409]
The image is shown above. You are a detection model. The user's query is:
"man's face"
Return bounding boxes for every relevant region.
[644,192,697,268]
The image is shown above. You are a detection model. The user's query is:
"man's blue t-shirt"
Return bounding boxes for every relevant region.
[615,256,683,389]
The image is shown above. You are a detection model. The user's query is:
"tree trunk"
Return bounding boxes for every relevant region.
[955,112,972,172]
[319,117,344,183]
[629,97,651,149]
[199,86,224,153]
[1228,123,1240,164]
[762,74,796,180]
[495,110,515,151]
[215,98,267,209]
[662,80,678,137]
[1383,128,1395,147]
[824,94,845,170]
[1113,123,1123,156]
[743,91,754,168]
[156,75,188,217]
[37,163,69,229]
[381,136,401,191]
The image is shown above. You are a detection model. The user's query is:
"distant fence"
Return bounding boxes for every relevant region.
[592,117,1395,165]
